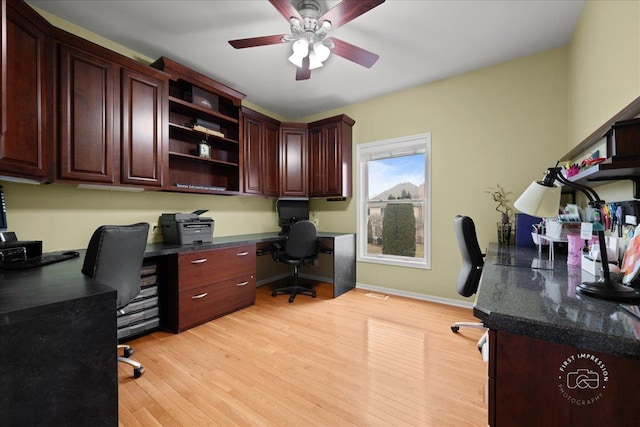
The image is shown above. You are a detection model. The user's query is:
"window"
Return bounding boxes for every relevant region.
[357,133,431,269]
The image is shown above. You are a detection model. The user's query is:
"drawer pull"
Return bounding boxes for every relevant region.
[191,292,208,299]
[236,251,249,256]
[236,281,249,287]
[190,258,208,264]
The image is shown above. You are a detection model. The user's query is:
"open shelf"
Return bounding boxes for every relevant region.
[152,57,245,195]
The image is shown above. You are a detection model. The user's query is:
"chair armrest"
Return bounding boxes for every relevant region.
[269,242,283,261]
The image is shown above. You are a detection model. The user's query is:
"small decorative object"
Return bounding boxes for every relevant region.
[486,184,514,245]
[198,141,211,159]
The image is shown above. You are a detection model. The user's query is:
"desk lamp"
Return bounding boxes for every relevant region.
[514,166,640,303]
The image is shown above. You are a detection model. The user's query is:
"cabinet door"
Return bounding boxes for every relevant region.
[0,1,50,180]
[243,114,262,194]
[309,127,325,197]
[308,115,354,198]
[120,68,164,187]
[322,123,342,196]
[280,126,308,197]
[262,121,279,196]
[58,44,115,183]
[243,109,279,197]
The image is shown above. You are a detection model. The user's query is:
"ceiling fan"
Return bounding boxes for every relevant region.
[228,0,385,80]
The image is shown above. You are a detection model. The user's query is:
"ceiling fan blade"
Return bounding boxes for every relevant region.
[327,37,379,68]
[296,57,311,80]
[269,0,303,22]
[319,0,385,30]
[229,34,287,49]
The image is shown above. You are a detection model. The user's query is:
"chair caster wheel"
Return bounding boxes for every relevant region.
[133,366,144,379]
[312,292,317,298]
[272,291,277,297]
[123,347,134,358]
[451,326,460,333]
[288,296,294,303]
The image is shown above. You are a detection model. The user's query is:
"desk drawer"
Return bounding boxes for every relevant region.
[178,244,256,290]
[178,273,255,331]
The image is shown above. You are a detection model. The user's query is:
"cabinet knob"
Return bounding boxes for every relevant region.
[191,258,208,264]
[236,251,249,256]
[236,281,249,287]
[191,292,208,299]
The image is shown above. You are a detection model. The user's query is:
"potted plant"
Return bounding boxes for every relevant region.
[486,184,514,244]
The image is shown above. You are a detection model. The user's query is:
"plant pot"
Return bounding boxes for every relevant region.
[497,222,512,245]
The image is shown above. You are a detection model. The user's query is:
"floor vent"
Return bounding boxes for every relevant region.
[365,292,389,300]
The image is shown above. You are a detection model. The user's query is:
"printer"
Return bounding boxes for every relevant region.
[161,211,214,245]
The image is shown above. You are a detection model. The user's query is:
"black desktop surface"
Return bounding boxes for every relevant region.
[0,251,80,270]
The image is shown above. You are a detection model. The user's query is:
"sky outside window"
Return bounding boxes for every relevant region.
[367,154,425,199]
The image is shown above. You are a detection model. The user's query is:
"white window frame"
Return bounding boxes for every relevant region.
[356,133,431,269]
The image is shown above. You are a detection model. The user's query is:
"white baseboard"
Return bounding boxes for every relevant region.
[355,282,474,309]
[257,276,473,309]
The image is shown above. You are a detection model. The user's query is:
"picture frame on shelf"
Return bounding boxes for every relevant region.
[198,141,211,159]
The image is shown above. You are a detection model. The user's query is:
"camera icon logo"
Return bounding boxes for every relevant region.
[566,369,600,389]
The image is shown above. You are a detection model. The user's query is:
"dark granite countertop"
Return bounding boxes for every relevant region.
[0,254,114,325]
[143,231,350,257]
[474,243,640,360]
[1,232,352,325]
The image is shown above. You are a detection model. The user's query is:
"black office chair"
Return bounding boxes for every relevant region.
[271,220,319,303]
[451,215,488,356]
[82,222,149,378]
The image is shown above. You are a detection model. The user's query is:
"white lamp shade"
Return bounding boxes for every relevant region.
[308,51,323,70]
[292,38,309,56]
[288,39,309,68]
[514,181,562,218]
[313,41,331,62]
[288,52,304,67]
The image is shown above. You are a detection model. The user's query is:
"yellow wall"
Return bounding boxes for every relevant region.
[5,2,639,303]
[568,0,640,148]
[306,48,568,300]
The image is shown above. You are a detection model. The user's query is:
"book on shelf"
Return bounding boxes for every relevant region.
[192,124,224,138]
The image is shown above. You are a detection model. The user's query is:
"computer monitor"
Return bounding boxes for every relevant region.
[276,198,309,232]
[0,185,7,231]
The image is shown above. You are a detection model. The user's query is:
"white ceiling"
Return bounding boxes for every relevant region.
[27,0,585,120]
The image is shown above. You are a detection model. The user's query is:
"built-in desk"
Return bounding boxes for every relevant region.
[145,231,355,297]
[0,255,117,427]
[475,243,640,426]
[0,231,355,425]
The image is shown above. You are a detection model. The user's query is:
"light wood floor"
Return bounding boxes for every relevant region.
[118,283,488,426]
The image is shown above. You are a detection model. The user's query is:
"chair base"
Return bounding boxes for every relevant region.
[272,285,317,303]
[118,344,144,378]
[450,321,485,333]
[451,322,488,357]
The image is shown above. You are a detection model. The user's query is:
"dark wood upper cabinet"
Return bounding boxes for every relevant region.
[120,68,165,187]
[54,29,168,188]
[57,43,116,183]
[242,107,279,197]
[279,123,308,198]
[309,114,354,198]
[0,0,51,181]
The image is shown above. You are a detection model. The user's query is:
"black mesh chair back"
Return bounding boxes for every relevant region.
[454,215,484,297]
[82,222,149,309]
[285,220,318,259]
[271,220,319,303]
